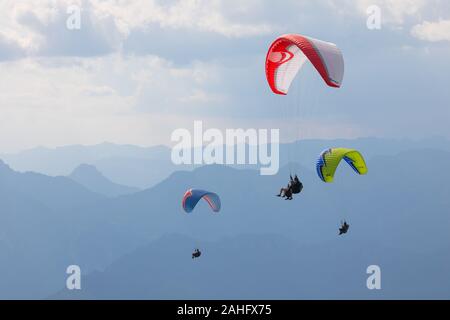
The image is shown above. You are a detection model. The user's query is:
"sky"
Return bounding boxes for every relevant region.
[0,0,449,152]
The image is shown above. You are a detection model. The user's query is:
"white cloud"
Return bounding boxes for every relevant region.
[327,0,434,26]
[2,0,447,61]
[0,50,367,152]
[0,0,274,60]
[90,0,274,38]
[0,0,449,152]
[411,19,450,42]
[369,0,427,25]
[0,53,229,151]
[178,89,224,104]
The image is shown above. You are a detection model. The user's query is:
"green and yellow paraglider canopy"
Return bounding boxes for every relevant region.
[316,148,368,183]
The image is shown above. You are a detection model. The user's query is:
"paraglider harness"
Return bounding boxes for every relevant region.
[277,174,303,200]
[290,175,303,194]
[192,249,201,259]
[339,221,349,235]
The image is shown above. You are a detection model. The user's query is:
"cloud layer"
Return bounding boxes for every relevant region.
[0,0,449,152]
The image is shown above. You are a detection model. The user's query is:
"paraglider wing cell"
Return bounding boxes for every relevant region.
[316,148,368,183]
[182,189,221,213]
[265,34,344,95]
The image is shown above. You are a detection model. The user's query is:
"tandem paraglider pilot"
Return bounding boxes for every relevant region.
[276,174,303,200]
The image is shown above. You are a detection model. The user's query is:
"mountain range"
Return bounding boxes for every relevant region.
[2,137,450,188]
[0,138,449,299]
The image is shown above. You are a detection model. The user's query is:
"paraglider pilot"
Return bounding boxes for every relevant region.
[339,221,349,235]
[192,248,201,259]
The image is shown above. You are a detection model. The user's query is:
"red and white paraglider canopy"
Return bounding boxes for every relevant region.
[265,34,344,95]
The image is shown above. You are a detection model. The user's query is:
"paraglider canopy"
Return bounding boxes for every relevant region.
[316,148,368,183]
[265,34,344,95]
[182,189,221,213]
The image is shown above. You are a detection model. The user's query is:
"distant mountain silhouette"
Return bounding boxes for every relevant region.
[2,137,449,188]
[51,233,450,299]
[69,164,140,197]
[0,159,104,211]
[0,159,106,298]
[53,148,450,299]
[0,143,180,188]
[1,141,450,299]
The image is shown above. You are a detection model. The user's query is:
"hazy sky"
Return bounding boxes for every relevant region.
[0,0,449,152]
